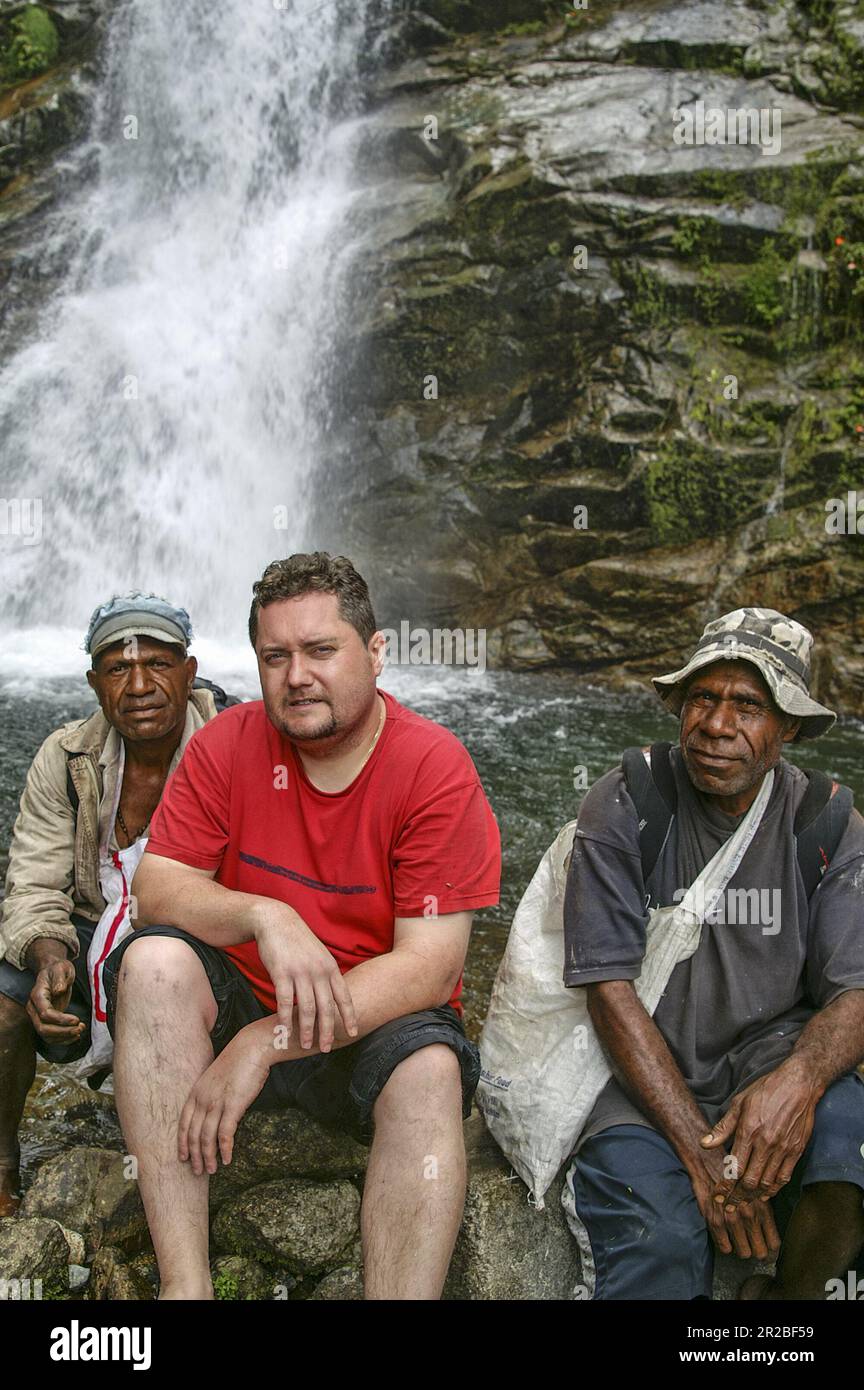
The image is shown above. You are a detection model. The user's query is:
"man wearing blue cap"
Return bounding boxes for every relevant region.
[0,593,232,1215]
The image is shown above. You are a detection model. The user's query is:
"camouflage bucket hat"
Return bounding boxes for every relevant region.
[652,607,836,741]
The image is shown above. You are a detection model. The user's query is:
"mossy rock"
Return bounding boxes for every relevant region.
[0,6,60,86]
[419,1,554,35]
[643,437,772,544]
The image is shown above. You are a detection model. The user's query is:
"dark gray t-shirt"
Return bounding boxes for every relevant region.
[563,748,864,1147]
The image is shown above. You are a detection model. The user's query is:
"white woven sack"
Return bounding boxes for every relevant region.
[478,769,774,1208]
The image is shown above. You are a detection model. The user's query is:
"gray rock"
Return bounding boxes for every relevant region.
[0,1217,73,1297]
[68,1263,89,1291]
[309,1265,364,1301]
[209,1109,367,1208]
[444,1114,583,1299]
[21,1146,147,1258]
[211,1178,361,1275]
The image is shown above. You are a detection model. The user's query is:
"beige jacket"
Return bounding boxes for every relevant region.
[0,688,218,970]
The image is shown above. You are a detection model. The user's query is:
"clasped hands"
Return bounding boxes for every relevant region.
[688,1057,822,1261]
[178,908,357,1176]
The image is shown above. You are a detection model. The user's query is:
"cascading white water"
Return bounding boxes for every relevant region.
[0,0,386,679]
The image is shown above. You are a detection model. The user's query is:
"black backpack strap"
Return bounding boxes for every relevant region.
[192,676,242,711]
[794,770,853,899]
[622,741,677,886]
[65,755,81,816]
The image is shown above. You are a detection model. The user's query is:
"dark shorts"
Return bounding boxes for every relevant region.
[103,925,481,1145]
[0,914,97,1063]
[567,1071,864,1300]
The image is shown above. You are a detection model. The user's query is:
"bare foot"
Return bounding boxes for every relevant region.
[738,1273,780,1300]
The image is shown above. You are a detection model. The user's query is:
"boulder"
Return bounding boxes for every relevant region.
[211,1178,361,1276]
[209,1108,367,1208]
[21,1146,147,1258]
[0,1217,74,1298]
[309,1266,364,1301]
[444,1114,583,1299]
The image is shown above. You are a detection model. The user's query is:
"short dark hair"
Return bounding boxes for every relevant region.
[248,552,377,648]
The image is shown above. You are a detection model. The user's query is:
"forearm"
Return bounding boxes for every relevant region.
[784,988,864,1094]
[239,947,454,1067]
[23,937,71,972]
[588,980,711,1171]
[132,856,300,944]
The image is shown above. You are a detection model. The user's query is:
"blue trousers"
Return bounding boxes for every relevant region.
[567,1071,864,1300]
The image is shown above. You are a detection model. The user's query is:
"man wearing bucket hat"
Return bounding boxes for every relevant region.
[562,606,864,1300]
[0,593,233,1216]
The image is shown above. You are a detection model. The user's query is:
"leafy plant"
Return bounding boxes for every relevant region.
[0,6,60,84]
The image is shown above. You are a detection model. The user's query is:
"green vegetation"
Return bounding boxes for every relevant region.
[690,170,749,209]
[670,216,709,258]
[499,20,547,38]
[740,242,787,329]
[0,6,60,86]
[213,1270,239,1300]
[793,383,864,454]
[644,437,759,542]
[798,1,864,108]
[622,261,672,330]
[666,155,864,352]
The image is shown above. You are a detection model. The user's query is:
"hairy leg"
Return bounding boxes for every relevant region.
[361,1044,466,1300]
[112,936,218,1300]
[0,993,37,1216]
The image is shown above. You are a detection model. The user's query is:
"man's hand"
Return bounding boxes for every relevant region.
[253,905,357,1051]
[23,940,83,1045]
[686,1143,782,1262]
[700,1057,822,1206]
[132,857,360,1049]
[178,1031,271,1175]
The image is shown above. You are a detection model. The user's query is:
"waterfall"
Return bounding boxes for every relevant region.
[0,0,387,673]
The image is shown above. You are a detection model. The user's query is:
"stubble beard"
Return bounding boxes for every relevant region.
[273,696,339,742]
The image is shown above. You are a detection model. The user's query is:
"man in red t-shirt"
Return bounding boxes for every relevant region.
[105,552,501,1300]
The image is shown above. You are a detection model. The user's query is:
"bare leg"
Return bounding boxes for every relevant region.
[112,936,218,1300]
[0,993,37,1217]
[739,1182,864,1300]
[361,1044,467,1300]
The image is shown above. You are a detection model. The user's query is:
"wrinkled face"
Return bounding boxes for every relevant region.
[255,591,384,743]
[86,637,196,742]
[679,659,799,801]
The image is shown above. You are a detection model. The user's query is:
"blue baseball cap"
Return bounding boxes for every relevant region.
[84,593,194,659]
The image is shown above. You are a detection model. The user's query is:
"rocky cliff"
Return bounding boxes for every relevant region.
[2,0,864,711]
[325,0,864,714]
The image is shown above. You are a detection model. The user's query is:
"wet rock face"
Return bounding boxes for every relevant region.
[0,1,108,355]
[314,0,864,714]
[1,0,862,707]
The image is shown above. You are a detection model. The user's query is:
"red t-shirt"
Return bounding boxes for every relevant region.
[144,689,501,1014]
